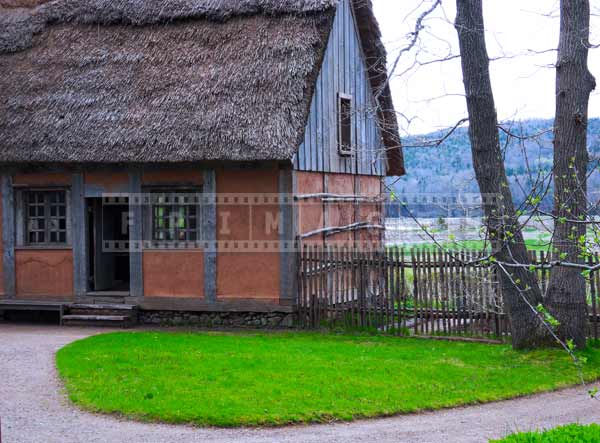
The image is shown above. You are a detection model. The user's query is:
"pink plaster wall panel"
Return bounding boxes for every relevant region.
[216,167,280,300]
[143,250,204,297]
[15,249,74,298]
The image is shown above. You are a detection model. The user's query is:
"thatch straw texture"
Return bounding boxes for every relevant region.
[0,0,403,174]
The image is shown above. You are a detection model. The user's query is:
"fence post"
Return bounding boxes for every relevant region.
[350,244,358,328]
[590,252,598,340]
[298,244,304,328]
[411,249,419,335]
[310,244,317,328]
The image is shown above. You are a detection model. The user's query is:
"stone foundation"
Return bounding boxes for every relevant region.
[139,310,295,328]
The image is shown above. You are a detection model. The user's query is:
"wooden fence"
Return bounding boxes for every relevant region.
[297,245,600,340]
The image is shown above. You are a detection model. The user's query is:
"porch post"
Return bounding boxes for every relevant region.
[202,169,217,303]
[279,168,297,305]
[129,169,144,298]
[1,173,15,298]
[71,172,87,297]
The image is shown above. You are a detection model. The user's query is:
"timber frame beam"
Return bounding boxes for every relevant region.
[128,169,144,298]
[202,169,217,303]
[1,173,15,298]
[299,221,384,240]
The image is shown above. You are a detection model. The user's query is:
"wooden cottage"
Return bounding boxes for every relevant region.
[0,0,403,326]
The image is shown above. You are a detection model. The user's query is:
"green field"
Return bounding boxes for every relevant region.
[390,238,552,252]
[57,332,600,427]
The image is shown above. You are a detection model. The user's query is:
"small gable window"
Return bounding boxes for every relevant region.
[338,93,353,156]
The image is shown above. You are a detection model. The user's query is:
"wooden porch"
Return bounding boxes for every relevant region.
[0,297,295,328]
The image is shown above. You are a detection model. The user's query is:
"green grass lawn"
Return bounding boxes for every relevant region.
[391,238,552,252]
[56,332,600,427]
[491,424,600,442]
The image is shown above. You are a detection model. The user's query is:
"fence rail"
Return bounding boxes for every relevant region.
[297,245,600,340]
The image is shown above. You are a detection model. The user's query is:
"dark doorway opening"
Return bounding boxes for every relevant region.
[86,197,130,294]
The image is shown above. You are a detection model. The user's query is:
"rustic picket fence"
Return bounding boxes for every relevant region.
[297,245,600,340]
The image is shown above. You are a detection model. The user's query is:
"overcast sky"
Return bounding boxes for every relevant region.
[372,0,600,136]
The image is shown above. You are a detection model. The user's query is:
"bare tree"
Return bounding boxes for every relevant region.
[454,0,551,349]
[546,0,597,349]
[382,0,600,350]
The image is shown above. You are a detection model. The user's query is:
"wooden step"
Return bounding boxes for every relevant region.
[67,304,137,316]
[87,294,131,304]
[66,304,138,320]
[69,308,129,316]
[62,314,133,328]
[62,303,138,327]
[63,314,129,321]
[67,303,137,311]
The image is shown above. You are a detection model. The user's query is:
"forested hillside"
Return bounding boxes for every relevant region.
[387,118,600,217]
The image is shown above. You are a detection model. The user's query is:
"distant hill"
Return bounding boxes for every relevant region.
[387,118,600,217]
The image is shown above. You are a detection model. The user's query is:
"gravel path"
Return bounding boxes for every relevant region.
[0,323,598,443]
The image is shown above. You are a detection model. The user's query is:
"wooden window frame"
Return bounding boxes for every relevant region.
[142,187,202,247]
[337,92,353,156]
[20,188,70,247]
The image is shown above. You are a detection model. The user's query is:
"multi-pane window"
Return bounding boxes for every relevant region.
[25,190,67,244]
[338,93,353,156]
[152,192,198,242]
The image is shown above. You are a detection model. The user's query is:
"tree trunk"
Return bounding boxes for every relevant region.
[455,0,551,348]
[546,0,596,349]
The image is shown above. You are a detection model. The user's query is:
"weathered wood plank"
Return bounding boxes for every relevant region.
[298,141,306,171]
[324,33,335,174]
[348,6,358,176]
[322,42,331,173]
[315,63,324,173]
[432,249,440,333]
[400,247,406,333]
[334,3,343,174]
[353,174,360,242]
[298,244,307,326]
[592,252,599,340]
[360,48,369,175]
[343,0,352,175]
[310,88,318,172]
[338,0,348,174]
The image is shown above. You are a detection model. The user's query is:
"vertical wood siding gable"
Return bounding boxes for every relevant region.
[294,0,385,177]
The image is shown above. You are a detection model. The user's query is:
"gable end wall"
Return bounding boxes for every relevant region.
[294,0,386,177]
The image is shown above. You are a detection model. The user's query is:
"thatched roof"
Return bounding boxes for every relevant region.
[0,0,403,175]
